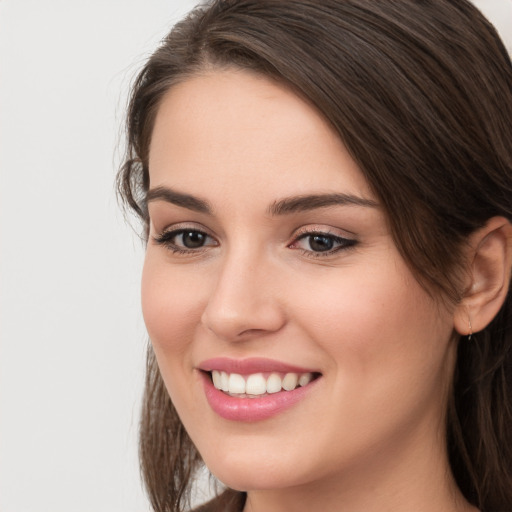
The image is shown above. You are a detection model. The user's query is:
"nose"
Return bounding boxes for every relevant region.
[200,249,286,342]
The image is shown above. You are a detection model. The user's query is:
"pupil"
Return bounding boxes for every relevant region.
[310,235,333,252]
[183,231,205,248]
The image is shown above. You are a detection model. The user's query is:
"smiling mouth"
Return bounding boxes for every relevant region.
[206,370,321,398]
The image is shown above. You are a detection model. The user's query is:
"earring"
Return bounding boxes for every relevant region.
[468,317,472,341]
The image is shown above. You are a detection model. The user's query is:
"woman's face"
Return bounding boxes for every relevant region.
[143,69,458,492]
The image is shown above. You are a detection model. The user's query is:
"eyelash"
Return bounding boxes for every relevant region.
[153,227,357,257]
[153,228,216,255]
[290,231,358,258]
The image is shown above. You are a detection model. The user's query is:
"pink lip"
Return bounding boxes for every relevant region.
[197,357,317,375]
[197,358,321,422]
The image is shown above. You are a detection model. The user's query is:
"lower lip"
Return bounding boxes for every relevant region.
[200,371,320,422]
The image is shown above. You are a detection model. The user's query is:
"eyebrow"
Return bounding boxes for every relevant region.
[146,186,378,216]
[146,186,212,214]
[268,193,378,215]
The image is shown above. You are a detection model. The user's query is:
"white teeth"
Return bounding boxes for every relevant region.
[266,373,282,394]
[229,373,246,394]
[220,371,229,392]
[211,370,316,395]
[298,373,313,387]
[212,370,222,389]
[246,373,267,395]
[282,373,299,391]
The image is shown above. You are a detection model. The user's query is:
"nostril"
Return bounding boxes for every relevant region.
[199,282,287,342]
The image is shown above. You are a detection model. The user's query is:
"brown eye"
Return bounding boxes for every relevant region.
[290,231,357,256]
[180,231,207,248]
[308,235,335,252]
[153,228,217,253]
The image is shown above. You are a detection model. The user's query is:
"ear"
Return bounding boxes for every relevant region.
[453,217,512,337]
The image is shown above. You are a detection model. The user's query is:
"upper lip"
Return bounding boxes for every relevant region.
[197,357,319,375]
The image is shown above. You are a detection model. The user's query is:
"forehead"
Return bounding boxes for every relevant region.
[148,69,372,201]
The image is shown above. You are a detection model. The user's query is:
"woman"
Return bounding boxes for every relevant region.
[118,1,512,511]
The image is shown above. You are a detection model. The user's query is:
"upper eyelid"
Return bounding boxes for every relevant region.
[152,222,356,245]
[153,221,215,237]
[292,224,357,240]
[290,232,354,247]
[155,226,216,242]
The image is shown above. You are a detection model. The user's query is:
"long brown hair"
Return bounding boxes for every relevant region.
[118,1,512,510]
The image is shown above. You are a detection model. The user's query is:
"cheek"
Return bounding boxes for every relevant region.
[291,255,454,395]
[141,254,206,357]
[280,260,456,470]
[140,254,211,420]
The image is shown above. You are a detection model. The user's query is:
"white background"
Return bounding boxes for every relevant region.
[0,1,511,511]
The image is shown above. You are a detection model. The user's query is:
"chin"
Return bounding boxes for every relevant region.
[210,465,295,492]
[200,446,313,492]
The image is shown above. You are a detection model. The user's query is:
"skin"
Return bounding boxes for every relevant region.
[142,69,483,512]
